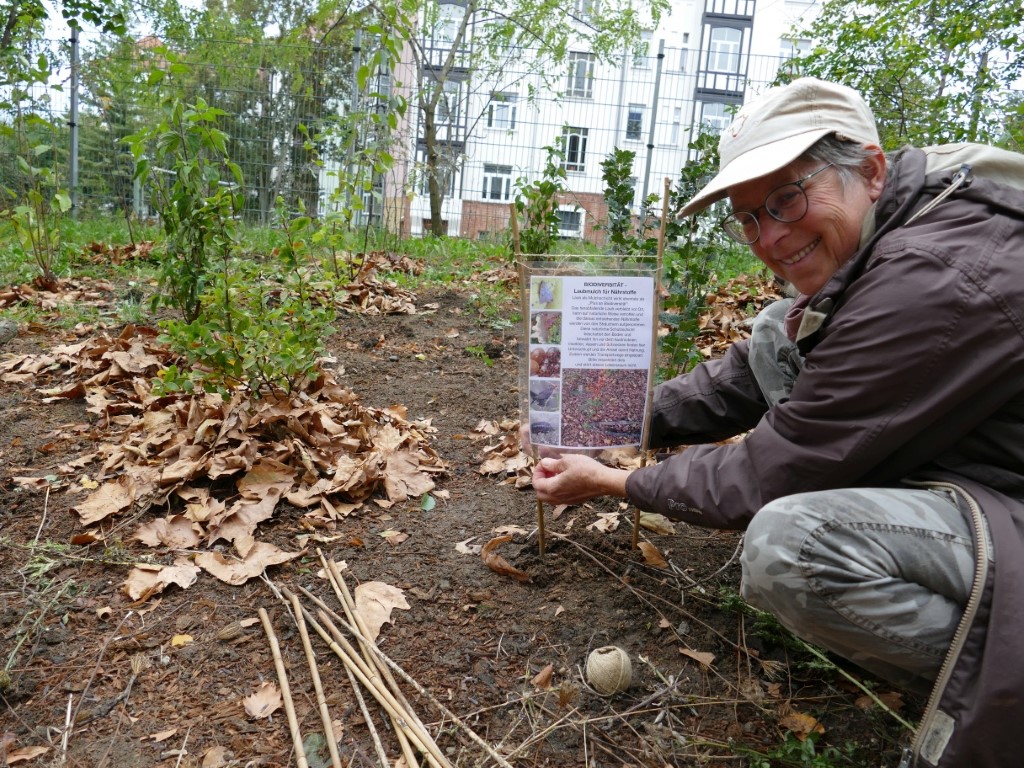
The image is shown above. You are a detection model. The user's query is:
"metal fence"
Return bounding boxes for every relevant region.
[4,33,1020,242]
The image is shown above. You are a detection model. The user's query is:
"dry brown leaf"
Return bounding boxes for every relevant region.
[201,745,230,768]
[639,512,675,535]
[855,691,905,712]
[6,745,50,764]
[779,711,825,741]
[132,514,202,549]
[354,581,411,642]
[637,541,668,569]
[455,537,481,555]
[587,512,620,533]
[147,728,178,742]
[383,448,435,501]
[531,663,555,690]
[680,647,716,668]
[122,559,200,602]
[379,529,409,545]
[480,535,531,583]
[194,542,301,585]
[72,477,135,524]
[243,681,282,719]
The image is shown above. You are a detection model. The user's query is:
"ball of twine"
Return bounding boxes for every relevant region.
[586,645,632,695]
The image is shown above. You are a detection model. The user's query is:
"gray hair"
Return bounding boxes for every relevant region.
[800,134,878,188]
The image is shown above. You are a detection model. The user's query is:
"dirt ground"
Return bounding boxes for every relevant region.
[0,268,918,767]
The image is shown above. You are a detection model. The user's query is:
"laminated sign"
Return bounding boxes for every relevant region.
[525,273,657,450]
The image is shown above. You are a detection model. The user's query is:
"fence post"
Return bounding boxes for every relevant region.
[641,38,665,205]
[69,26,80,218]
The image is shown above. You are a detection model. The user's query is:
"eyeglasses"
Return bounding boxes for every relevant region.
[720,163,835,245]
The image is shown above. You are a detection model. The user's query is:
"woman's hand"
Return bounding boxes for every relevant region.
[532,454,630,506]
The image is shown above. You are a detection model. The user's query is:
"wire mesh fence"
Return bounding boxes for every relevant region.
[4,32,1020,244]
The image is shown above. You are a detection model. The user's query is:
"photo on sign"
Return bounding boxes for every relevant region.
[529,378,560,412]
[560,368,648,447]
[530,311,562,344]
[529,345,561,378]
[529,413,560,446]
[531,278,561,310]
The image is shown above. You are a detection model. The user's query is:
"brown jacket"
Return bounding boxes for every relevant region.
[625,146,1024,767]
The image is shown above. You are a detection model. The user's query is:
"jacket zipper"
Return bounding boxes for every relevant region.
[902,481,991,767]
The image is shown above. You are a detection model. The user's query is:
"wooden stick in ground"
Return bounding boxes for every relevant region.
[297,586,516,768]
[530,446,547,555]
[509,201,521,257]
[633,177,671,550]
[316,558,419,768]
[288,593,343,768]
[257,607,310,768]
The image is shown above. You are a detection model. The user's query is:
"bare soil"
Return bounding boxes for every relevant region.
[0,271,918,767]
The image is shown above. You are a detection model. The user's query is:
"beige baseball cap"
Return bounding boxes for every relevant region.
[678,77,880,218]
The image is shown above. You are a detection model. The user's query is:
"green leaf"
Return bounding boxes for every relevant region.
[420,493,436,511]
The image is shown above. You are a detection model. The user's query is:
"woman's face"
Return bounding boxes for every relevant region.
[727,149,886,295]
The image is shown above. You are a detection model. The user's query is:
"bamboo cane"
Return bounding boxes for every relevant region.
[258,607,310,768]
[288,592,343,768]
[318,555,419,768]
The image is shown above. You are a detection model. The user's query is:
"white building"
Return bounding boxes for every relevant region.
[380,0,822,242]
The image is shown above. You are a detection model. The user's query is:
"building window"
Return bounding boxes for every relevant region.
[625,105,643,142]
[567,52,595,99]
[708,26,742,73]
[573,0,598,21]
[679,32,690,71]
[700,101,732,134]
[437,80,462,125]
[482,163,513,201]
[418,149,456,198]
[557,207,583,239]
[487,92,517,131]
[632,31,652,68]
[778,37,810,78]
[670,106,682,146]
[560,126,589,172]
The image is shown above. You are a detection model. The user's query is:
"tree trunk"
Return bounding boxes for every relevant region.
[423,101,445,236]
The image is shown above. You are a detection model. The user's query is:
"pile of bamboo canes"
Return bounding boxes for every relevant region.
[260,549,515,768]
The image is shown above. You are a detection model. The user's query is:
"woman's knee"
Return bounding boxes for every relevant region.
[739,494,826,608]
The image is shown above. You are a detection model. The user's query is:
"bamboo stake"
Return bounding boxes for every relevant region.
[258,607,310,768]
[509,201,521,257]
[296,586,516,768]
[530,445,547,555]
[632,177,671,551]
[288,592,343,768]
[319,555,420,768]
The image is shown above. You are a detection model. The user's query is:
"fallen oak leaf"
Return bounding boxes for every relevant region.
[243,681,282,719]
[71,477,136,524]
[680,647,716,668]
[122,559,200,602]
[480,535,531,583]
[531,663,555,690]
[639,512,675,535]
[6,745,50,764]
[195,542,302,586]
[637,541,668,569]
[779,711,825,741]
[355,581,410,642]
